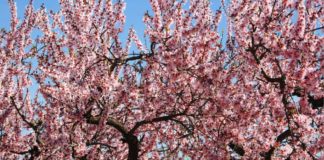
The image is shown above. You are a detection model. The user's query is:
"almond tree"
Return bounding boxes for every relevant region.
[1,0,324,159]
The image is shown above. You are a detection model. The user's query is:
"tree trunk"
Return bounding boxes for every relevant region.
[127,135,139,160]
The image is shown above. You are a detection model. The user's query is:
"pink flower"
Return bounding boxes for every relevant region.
[280,145,293,156]
[295,115,311,128]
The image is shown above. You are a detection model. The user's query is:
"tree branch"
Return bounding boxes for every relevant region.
[84,113,129,137]
[261,130,291,160]
[292,88,324,109]
[128,113,186,135]
[229,130,291,158]
[305,26,324,33]
[228,141,245,156]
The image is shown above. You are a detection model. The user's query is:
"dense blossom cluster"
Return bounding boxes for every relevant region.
[0,0,324,159]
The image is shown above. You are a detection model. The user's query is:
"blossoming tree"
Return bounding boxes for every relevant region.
[1,0,324,159]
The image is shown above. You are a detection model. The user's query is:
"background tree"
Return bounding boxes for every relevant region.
[0,0,324,159]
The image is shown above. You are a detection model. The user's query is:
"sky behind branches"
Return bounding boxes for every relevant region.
[0,0,226,99]
[0,0,226,52]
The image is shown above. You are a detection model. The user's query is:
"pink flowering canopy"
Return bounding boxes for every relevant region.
[1,0,324,159]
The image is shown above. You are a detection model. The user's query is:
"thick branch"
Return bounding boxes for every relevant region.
[10,146,41,160]
[84,108,187,160]
[86,142,116,150]
[229,130,291,158]
[128,113,186,135]
[261,130,291,160]
[247,42,283,84]
[228,141,245,156]
[292,88,324,109]
[85,114,129,137]
[308,95,324,110]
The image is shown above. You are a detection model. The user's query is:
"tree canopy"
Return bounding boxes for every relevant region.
[0,0,324,159]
